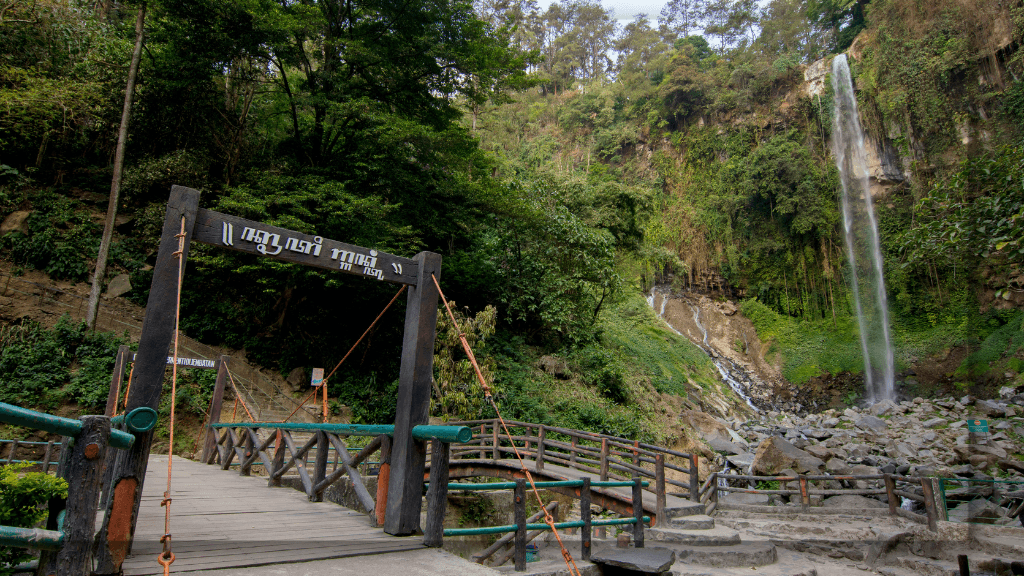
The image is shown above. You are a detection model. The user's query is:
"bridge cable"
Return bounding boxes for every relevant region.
[430,273,582,576]
[157,216,187,574]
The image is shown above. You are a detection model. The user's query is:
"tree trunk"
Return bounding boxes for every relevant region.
[86,4,146,330]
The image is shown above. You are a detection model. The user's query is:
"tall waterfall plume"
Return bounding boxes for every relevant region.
[830,54,895,403]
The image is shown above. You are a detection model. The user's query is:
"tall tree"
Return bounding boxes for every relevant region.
[658,0,703,41]
[86,3,146,330]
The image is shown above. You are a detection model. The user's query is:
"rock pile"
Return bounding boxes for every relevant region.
[687,389,1024,526]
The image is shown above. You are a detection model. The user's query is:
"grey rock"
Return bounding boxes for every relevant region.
[975,399,1007,418]
[870,400,897,416]
[825,458,851,474]
[751,436,825,475]
[706,437,745,455]
[726,452,754,471]
[103,273,132,299]
[591,547,675,573]
[855,415,887,433]
[922,417,946,428]
[721,491,769,505]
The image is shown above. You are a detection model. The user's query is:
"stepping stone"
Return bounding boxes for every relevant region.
[674,541,778,567]
[668,514,715,530]
[662,501,706,519]
[647,526,741,547]
[591,547,675,574]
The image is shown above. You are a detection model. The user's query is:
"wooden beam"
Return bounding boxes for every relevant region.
[384,252,441,536]
[200,357,229,464]
[94,185,200,575]
[190,208,419,285]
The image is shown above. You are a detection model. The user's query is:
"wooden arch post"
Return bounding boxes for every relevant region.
[94,186,441,573]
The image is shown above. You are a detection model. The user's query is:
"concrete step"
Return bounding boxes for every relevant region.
[673,540,777,568]
[668,514,715,530]
[648,526,741,547]
[894,556,958,576]
[663,501,707,519]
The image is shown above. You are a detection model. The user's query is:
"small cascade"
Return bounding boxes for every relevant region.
[831,54,896,403]
[648,287,758,411]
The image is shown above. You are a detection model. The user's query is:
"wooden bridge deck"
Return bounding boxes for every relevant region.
[120,456,423,575]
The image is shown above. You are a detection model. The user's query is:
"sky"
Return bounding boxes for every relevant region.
[543,0,670,26]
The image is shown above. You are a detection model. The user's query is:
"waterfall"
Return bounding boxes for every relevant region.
[831,54,896,403]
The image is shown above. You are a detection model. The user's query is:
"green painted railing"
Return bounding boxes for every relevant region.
[0,526,64,551]
[443,516,650,536]
[211,422,473,444]
[0,402,142,450]
[435,479,649,490]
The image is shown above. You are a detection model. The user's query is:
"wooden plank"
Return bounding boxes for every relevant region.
[191,208,419,285]
[95,185,201,576]
[385,252,441,536]
[514,478,526,571]
[200,357,228,464]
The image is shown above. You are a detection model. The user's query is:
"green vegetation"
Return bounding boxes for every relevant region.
[2,0,1024,446]
[0,463,68,573]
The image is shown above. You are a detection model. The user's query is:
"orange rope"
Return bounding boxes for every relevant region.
[279,387,320,423]
[112,359,133,418]
[224,368,257,422]
[120,361,136,416]
[322,285,407,385]
[430,274,581,576]
[231,397,238,423]
[158,216,187,574]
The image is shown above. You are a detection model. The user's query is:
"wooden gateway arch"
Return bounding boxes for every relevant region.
[93,186,441,574]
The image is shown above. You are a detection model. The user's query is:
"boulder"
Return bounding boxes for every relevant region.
[922,417,946,428]
[707,436,746,455]
[870,400,896,416]
[972,444,1008,459]
[804,445,833,461]
[591,547,676,573]
[723,491,769,505]
[751,436,825,475]
[538,355,570,378]
[855,415,888,433]
[683,410,734,445]
[975,399,1007,418]
[0,210,31,236]
[726,452,754,471]
[822,494,886,509]
[285,367,307,393]
[103,274,132,299]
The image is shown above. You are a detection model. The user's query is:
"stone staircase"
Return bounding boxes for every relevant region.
[646,501,779,571]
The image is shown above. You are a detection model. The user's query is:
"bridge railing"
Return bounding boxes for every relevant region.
[0,402,155,576]
[206,422,471,526]
[703,471,943,531]
[438,476,650,571]
[0,439,61,472]
[450,420,699,514]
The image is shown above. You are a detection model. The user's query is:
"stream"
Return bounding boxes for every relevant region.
[647,287,766,412]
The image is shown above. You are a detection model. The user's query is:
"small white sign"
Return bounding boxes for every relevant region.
[311,368,324,387]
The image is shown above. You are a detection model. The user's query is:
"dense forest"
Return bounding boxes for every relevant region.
[2,0,1023,441]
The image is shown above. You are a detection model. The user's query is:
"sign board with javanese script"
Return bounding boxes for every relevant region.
[191,208,419,285]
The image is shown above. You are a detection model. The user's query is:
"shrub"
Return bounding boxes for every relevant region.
[0,463,68,572]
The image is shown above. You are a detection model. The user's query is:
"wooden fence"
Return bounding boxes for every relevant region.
[450,420,698,512]
[699,471,944,531]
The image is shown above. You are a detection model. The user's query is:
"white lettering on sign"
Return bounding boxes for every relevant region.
[222,222,234,246]
[220,219,399,280]
[165,356,217,369]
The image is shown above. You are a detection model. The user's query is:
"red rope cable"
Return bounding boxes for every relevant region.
[430,273,582,576]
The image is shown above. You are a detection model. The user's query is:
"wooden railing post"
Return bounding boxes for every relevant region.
[884,474,897,516]
[536,426,546,472]
[689,454,699,501]
[478,424,486,459]
[53,416,111,576]
[425,439,450,547]
[600,438,609,481]
[375,435,392,527]
[570,436,578,467]
[655,454,666,526]
[5,439,18,465]
[492,419,499,461]
[312,430,329,502]
[632,440,640,467]
[239,429,254,476]
[269,430,284,487]
[921,477,938,531]
[200,356,229,464]
[934,478,948,522]
[42,440,54,474]
[514,478,527,571]
[581,477,592,561]
[632,474,644,549]
[799,475,810,511]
